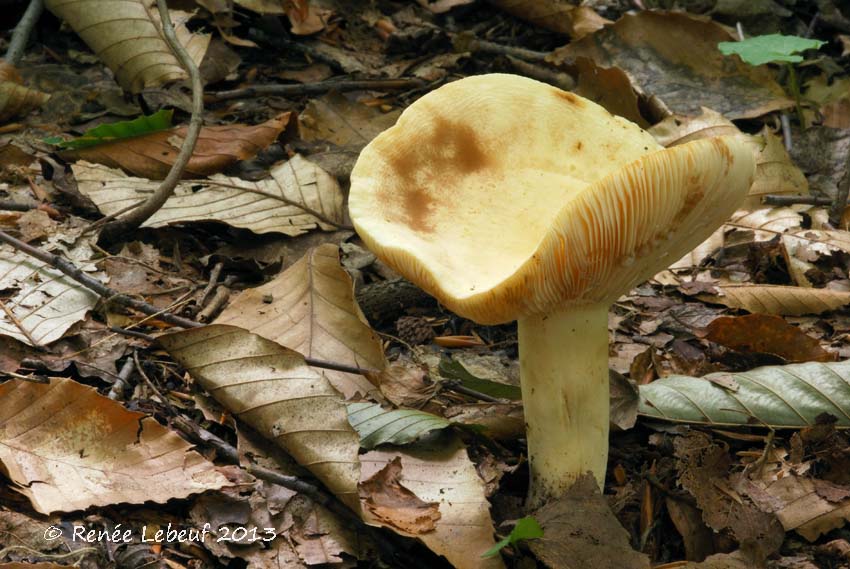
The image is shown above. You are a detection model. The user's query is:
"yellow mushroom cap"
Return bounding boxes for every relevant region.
[349,74,756,325]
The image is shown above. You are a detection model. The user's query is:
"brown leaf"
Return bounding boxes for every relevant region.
[674,431,784,562]
[487,0,611,39]
[706,314,834,363]
[299,92,400,149]
[377,358,437,408]
[549,11,792,120]
[360,456,441,534]
[44,1,209,93]
[527,473,650,569]
[444,403,526,440]
[0,62,50,122]
[159,325,363,511]
[609,369,639,430]
[416,0,476,14]
[75,155,344,238]
[360,436,504,569]
[215,244,384,400]
[0,377,229,514]
[667,498,715,561]
[699,284,850,316]
[750,475,850,541]
[64,113,293,179]
[571,57,646,126]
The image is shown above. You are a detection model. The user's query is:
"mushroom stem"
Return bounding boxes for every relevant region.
[518,304,609,508]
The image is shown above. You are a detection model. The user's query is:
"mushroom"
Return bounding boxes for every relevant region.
[348,74,755,507]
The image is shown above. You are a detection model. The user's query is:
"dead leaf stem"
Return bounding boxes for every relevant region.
[829,149,850,227]
[207,77,427,102]
[0,228,199,328]
[98,0,204,247]
[4,0,44,66]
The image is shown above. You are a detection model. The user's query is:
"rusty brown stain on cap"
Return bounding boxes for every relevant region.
[553,90,583,106]
[383,113,491,233]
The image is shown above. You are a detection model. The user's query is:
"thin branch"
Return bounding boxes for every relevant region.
[206,78,426,102]
[829,150,850,227]
[98,0,204,246]
[762,194,831,206]
[5,0,43,66]
[451,32,549,62]
[0,230,383,375]
[108,357,136,400]
[0,229,199,328]
[441,379,503,403]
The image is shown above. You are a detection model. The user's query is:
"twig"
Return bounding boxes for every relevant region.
[0,200,37,212]
[441,379,503,403]
[780,113,793,151]
[206,78,426,102]
[97,0,203,246]
[134,349,178,416]
[0,229,199,328]
[5,0,43,66]
[108,357,135,400]
[451,32,549,62]
[197,282,231,322]
[0,231,383,375]
[192,262,223,316]
[829,150,850,227]
[762,194,831,206]
[0,297,39,346]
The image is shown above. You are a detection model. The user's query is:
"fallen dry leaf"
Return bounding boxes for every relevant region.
[747,475,850,541]
[0,240,101,347]
[44,0,210,92]
[706,314,834,363]
[0,377,229,514]
[360,436,504,569]
[444,403,526,440]
[667,497,715,561]
[487,0,611,39]
[62,113,292,179]
[416,0,475,14]
[360,456,441,534]
[159,325,363,511]
[0,62,49,122]
[570,57,645,126]
[215,244,384,400]
[74,155,344,237]
[528,474,650,569]
[550,11,793,120]
[675,432,785,562]
[299,92,401,150]
[699,284,850,316]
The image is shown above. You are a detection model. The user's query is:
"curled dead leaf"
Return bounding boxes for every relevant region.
[360,457,441,534]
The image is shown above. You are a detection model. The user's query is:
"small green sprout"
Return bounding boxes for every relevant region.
[482,516,544,558]
[718,34,826,128]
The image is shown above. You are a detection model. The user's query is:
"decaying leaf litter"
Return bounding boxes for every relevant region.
[0,0,849,567]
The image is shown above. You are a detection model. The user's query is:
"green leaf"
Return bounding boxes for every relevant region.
[45,109,174,150]
[482,516,544,558]
[718,34,826,66]
[638,360,850,428]
[438,357,522,400]
[347,402,451,449]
